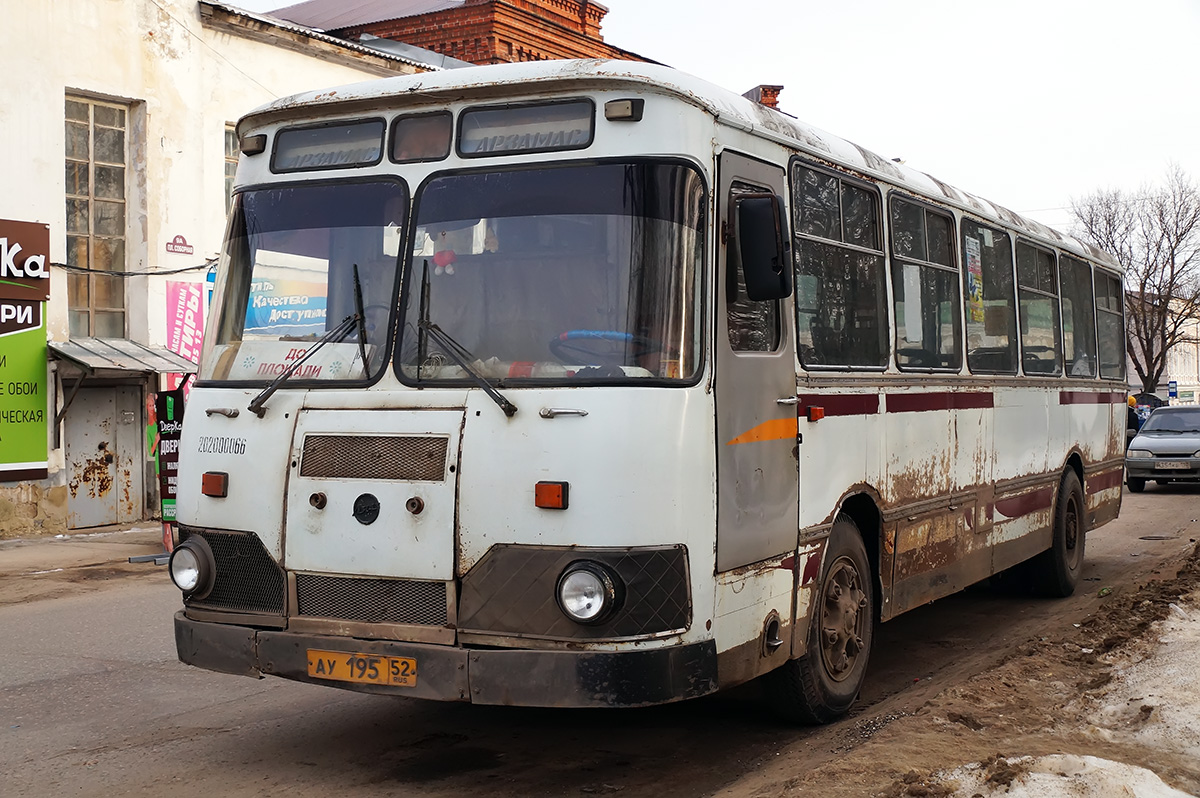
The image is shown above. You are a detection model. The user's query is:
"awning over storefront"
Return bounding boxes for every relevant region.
[49,338,197,375]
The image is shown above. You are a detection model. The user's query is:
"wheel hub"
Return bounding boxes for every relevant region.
[820,558,867,681]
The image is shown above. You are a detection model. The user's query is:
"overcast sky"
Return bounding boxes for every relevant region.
[235,0,1200,232]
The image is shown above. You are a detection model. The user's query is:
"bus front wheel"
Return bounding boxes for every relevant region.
[766,515,875,724]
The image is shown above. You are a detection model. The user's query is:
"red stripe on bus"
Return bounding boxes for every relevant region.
[1085,468,1124,494]
[994,486,1055,519]
[1059,390,1127,405]
[797,394,879,417]
[885,392,994,413]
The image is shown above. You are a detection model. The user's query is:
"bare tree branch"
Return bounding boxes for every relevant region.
[1071,166,1200,393]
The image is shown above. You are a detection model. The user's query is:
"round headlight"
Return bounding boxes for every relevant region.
[168,537,215,599]
[169,547,201,592]
[556,562,620,624]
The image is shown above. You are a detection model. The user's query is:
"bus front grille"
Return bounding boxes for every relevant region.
[300,435,449,481]
[183,528,286,615]
[295,574,449,626]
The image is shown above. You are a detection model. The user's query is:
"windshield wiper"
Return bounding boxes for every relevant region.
[351,263,370,377]
[416,261,517,418]
[419,320,518,417]
[247,313,359,418]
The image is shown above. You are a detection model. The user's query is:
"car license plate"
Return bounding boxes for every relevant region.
[1154,461,1188,470]
[307,649,417,687]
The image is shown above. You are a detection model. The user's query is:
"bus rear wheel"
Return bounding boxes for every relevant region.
[766,515,874,724]
[1030,469,1086,597]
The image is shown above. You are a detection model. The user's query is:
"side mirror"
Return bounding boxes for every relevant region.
[734,193,792,301]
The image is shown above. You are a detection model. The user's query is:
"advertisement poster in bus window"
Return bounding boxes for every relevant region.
[164,280,205,396]
[244,263,327,338]
[965,236,985,323]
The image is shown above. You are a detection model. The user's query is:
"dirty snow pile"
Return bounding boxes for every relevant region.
[940,754,1191,797]
[941,599,1200,797]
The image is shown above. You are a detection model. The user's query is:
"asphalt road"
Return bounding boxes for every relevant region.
[1,486,1197,797]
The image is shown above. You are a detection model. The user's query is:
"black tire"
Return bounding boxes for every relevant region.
[766,515,875,724]
[1127,477,1146,493]
[1030,470,1086,597]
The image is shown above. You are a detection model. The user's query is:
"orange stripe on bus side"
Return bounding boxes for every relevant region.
[725,417,799,445]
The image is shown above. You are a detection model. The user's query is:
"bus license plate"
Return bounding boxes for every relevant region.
[306,649,418,687]
[1154,461,1188,470]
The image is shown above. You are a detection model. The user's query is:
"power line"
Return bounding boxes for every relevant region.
[51,259,216,278]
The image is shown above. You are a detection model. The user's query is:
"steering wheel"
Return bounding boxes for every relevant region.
[549,330,660,365]
[355,304,393,337]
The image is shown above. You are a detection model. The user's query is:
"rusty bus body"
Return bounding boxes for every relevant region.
[170,60,1123,722]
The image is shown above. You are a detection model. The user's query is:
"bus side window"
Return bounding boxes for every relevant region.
[790,163,887,369]
[889,197,961,371]
[1094,271,1126,380]
[962,220,1017,374]
[727,184,781,352]
[1016,242,1062,375]
[1060,255,1097,377]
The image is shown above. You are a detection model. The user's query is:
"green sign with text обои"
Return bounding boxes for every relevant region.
[0,319,48,480]
[0,219,50,482]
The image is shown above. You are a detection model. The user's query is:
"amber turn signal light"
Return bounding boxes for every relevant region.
[201,471,228,498]
[535,481,569,510]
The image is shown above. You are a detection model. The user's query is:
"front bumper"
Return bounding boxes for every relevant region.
[174,611,718,708]
[1125,457,1200,481]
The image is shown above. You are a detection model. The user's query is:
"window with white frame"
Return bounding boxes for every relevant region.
[225,126,238,214]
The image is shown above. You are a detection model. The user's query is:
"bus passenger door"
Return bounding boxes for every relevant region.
[715,152,798,572]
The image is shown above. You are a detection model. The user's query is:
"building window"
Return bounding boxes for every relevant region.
[66,97,127,338]
[225,126,238,214]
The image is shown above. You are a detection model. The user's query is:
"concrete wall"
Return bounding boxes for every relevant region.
[0,0,423,535]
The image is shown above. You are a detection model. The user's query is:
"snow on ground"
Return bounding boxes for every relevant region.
[934,597,1200,797]
[942,754,1192,797]
[1087,602,1200,765]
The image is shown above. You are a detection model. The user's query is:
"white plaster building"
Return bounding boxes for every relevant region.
[0,0,433,534]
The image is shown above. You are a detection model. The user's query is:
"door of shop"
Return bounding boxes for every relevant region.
[66,385,143,528]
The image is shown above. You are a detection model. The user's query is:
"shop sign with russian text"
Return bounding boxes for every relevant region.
[0,219,49,481]
[0,220,50,302]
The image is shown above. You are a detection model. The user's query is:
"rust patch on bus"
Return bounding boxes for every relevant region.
[886,450,953,505]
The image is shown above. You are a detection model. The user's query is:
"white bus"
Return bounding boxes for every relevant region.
[170,60,1125,723]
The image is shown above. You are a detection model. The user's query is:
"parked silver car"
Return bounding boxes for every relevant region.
[1125,406,1200,492]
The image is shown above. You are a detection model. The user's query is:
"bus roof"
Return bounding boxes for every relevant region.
[241,59,1117,270]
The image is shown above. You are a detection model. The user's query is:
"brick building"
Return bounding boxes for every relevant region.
[269,0,653,65]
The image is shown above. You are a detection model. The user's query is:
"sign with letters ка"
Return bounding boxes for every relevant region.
[0,219,50,481]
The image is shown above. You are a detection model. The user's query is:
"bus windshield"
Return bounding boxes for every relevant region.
[201,179,407,383]
[397,162,704,383]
